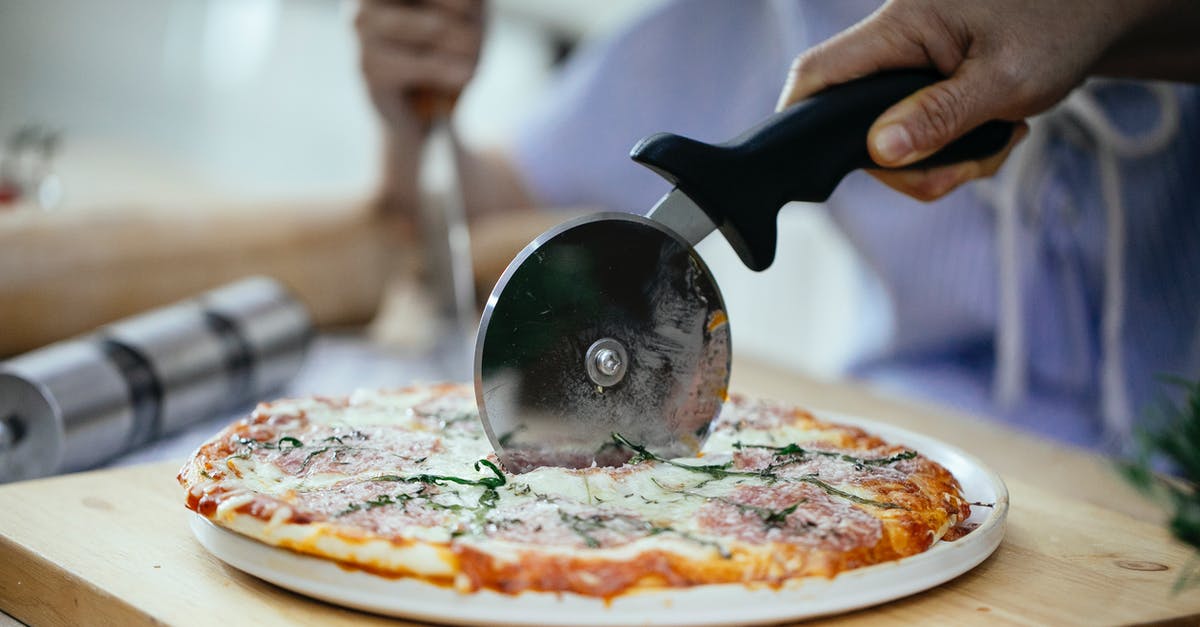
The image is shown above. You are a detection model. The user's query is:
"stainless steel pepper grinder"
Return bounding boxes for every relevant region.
[0,276,312,483]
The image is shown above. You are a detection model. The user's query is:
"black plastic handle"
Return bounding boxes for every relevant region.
[630,70,1015,271]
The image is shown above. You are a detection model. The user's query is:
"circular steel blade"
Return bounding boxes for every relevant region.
[475,212,730,473]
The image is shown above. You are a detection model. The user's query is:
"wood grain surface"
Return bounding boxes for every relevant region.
[0,461,1195,626]
[0,369,1197,626]
[0,201,396,357]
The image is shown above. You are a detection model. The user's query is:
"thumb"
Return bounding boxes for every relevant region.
[867,60,1010,167]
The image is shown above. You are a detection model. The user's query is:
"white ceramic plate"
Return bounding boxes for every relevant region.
[190,411,1008,626]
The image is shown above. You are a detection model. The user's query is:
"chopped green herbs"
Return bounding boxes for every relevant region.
[300,447,330,471]
[799,475,902,509]
[233,435,306,451]
[338,489,423,517]
[616,433,902,510]
[348,460,508,530]
[648,526,731,559]
[732,442,917,468]
[559,511,602,548]
[612,433,755,479]
[442,411,476,427]
[1121,375,1200,592]
[371,459,506,490]
[496,426,523,448]
[651,478,814,528]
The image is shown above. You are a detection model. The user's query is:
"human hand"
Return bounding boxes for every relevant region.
[357,0,483,217]
[357,0,483,130]
[776,0,1168,201]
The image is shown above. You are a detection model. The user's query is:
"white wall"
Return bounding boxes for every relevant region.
[1,0,380,207]
[0,0,659,207]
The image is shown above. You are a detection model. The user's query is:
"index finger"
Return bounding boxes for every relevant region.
[776,10,932,111]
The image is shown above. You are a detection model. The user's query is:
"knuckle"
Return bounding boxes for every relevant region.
[876,0,933,42]
[872,6,908,35]
[989,57,1027,100]
[786,47,830,94]
[789,51,815,78]
[419,13,446,39]
[911,82,966,148]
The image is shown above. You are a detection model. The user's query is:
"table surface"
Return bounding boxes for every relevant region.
[0,355,1196,626]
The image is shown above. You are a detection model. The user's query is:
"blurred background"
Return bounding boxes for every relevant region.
[0,0,894,480]
[0,0,880,376]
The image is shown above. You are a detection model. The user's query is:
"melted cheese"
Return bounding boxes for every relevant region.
[180,385,968,597]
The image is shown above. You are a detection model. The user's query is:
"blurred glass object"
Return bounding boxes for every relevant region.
[0,0,868,381]
[0,125,63,211]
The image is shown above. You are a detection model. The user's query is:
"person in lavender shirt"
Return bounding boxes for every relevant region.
[358,0,1200,452]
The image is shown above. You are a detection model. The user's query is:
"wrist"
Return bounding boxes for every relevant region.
[377,124,425,218]
[1092,0,1200,80]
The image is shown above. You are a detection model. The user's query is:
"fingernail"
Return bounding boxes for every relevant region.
[873,124,914,163]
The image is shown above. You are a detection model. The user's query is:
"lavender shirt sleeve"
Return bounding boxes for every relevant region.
[511,0,866,213]
[508,0,1200,451]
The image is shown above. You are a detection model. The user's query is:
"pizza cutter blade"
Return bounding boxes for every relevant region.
[475,209,730,473]
[475,70,1015,472]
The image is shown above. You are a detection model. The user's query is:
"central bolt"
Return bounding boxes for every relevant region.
[595,349,621,376]
[585,338,629,387]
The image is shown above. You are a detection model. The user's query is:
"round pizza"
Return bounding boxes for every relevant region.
[179,383,971,598]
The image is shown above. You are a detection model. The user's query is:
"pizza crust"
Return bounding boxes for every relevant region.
[179,383,970,598]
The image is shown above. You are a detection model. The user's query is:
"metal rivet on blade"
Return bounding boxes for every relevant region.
[585,338,628,387]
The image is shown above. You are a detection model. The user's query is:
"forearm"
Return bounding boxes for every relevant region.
[1094,0,1200,82]
[377,130,423,220]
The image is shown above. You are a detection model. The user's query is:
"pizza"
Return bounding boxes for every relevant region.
[179,383,971,598]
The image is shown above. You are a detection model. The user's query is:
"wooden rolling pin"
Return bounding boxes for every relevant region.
[0,195,582,359]
[0,201,401,358]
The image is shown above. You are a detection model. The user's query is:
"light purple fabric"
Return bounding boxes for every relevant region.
[512,0,1200,451]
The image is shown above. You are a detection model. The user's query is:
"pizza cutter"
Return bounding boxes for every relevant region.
[475,70,1014,472]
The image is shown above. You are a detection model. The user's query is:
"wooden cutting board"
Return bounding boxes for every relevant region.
[0,458,1197,626]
